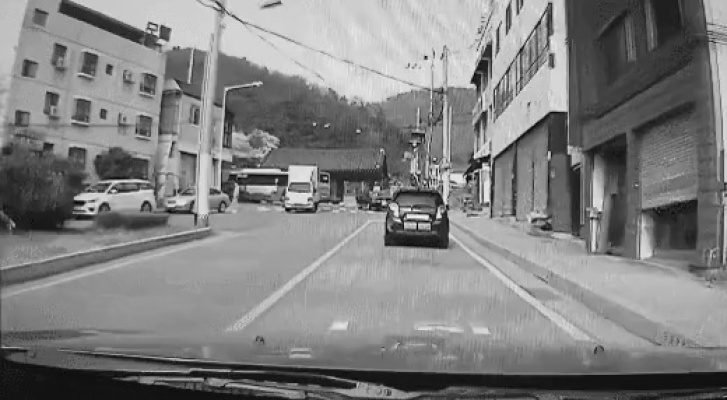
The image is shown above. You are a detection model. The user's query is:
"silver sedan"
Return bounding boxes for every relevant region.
[165,187,231,213]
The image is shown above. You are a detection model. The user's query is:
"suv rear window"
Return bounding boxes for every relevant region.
[394,192,442,207]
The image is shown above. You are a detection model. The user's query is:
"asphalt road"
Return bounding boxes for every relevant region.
[1,202,651,356]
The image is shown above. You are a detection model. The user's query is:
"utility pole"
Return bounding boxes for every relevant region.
[442,45,451,206]
[193,0,225,227]
[425,49,435,188]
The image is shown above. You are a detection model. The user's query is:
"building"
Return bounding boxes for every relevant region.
[158,78,234,196]
[568,0,727,266]
[470,0,576,234]
[261,148,388,203]
[2,0,169,181]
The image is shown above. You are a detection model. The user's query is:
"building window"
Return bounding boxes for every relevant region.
[33,9,48,26]
[68,147,86,168]
[79,51,98,77]
[131,158,150,180]
[44,92,60,115]
[99,108,108,119]
[21,60,38,78]
[72,98,91,124]
[496,24,501,54]
[600,13,635,84]
[189,105,201,125]
[645,0,683,50]
[516,0,523,14]
[223,122,232,148]
[136,115,153,137]
[139,73,157,96]
[506,3,512,33]
[14,111,30,127]
[106,64,113,75]
[42,142,54,155]
[51,43,67,66]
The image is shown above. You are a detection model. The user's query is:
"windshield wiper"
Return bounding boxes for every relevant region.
[118,369,417,399]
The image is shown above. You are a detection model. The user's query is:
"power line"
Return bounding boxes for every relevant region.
[208,0,433,91]
[241,24,329,87]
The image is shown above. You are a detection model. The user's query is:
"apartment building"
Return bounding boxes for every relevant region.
[158,78,234,196]
[568,0,727,266]
[471,0,576,233]
[3,0,168,181]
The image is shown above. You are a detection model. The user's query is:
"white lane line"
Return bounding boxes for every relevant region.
[328,320,349,331]
[451,234,593,342]
[2,232,249,298]
[471,325,491,335]
[225,220,373,332]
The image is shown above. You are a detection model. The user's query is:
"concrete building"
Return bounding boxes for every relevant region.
[158,78,234,196]
[568,0,727,266]
[3,0,168,181]
[471,0,577,234]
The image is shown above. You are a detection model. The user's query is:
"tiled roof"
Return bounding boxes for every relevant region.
[261,148,386,174]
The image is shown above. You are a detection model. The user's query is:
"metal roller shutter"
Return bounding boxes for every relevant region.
[494,146,516,216]
[639,110,698,210]
[516,127,549,220]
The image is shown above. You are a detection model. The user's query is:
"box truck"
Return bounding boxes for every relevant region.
[284,165,320,212]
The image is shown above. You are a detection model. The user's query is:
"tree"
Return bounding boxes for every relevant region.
[232,129,280,161]
[94,147,134,179]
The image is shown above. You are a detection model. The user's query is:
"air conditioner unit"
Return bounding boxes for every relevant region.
[54,58,66,70]
[123,70,134,83]
[118,113,129,125]
[48,106,60,118]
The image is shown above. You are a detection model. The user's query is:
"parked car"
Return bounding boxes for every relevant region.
[165,187,230,213]
[370,187,393,211]
[73,179,156,218]
[384,187,449,248]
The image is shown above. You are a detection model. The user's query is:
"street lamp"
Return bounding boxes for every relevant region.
[193,0,282,227]
[216,81,263,186]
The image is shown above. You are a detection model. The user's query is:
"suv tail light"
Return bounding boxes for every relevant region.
[436,205,446,220]
[389,203,400,218]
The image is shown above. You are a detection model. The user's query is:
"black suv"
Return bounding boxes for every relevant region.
[384,188,449,249]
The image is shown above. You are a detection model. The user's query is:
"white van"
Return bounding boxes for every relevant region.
[284,165,320,213]
[73,179,156,217]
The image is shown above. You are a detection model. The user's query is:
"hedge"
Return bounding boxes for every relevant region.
[95,211,169,230]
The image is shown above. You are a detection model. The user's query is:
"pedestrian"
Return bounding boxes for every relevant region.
[227,176,240,214]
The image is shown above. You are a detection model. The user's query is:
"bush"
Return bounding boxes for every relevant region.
[94,147,134,180]
[95,211,169,230]
[0,145,86,229]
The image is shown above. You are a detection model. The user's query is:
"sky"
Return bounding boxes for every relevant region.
[1,0,487,103]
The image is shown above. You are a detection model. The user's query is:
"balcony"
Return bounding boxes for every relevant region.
[472,91,488,126]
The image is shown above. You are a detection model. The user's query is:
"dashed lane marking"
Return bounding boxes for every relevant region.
[328,320,350,331]
[225,220,373,332]
[2,232,250,298]
[451,234,593,342]
[471,325,492,335]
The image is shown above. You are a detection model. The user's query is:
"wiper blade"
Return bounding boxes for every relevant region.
[119,369,417,399]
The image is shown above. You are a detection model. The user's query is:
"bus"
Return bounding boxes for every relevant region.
[319,171,331,203]
[229,168,288,203]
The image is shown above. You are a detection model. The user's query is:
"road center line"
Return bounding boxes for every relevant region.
[225,220,373,332]
[2,232,249,298]
[451,234,593,342]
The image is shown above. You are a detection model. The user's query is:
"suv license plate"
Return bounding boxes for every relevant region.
[418,223,431,231]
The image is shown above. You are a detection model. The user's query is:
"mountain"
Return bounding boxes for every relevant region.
[378,88,476,170]
[164,48,412,176]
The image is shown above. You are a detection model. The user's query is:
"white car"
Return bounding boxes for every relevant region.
[73,179,156,217]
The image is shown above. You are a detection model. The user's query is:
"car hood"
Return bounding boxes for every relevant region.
[3,328,727,374]
[74,192,105,201]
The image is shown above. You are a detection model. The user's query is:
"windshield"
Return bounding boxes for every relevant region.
[395,193,440,208]
[4,0,727,382]
[288,182,312,193]
[84,183,112,193]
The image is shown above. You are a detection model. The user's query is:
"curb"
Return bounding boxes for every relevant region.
[451,220,702,348]
[1,228,213,287]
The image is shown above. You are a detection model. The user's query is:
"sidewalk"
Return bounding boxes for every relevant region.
[451,213,727,348]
